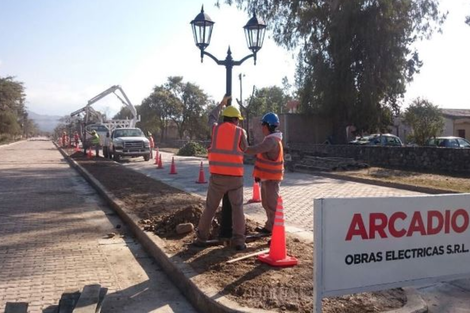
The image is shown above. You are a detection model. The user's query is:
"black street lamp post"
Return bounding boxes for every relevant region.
[191,6,266,238]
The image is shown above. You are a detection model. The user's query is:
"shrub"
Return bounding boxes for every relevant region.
[177,141,208,156]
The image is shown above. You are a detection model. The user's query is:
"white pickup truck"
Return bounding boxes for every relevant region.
[106,127,151,162]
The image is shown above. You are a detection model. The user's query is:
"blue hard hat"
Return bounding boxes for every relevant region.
[261,112,280,127]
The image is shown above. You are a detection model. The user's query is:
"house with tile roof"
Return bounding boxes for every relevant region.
[441,109,470,140]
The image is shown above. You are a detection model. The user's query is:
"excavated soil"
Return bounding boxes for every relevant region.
[69,151,406,313]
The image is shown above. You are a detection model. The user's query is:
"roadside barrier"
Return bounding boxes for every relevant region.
[258,196,298,267]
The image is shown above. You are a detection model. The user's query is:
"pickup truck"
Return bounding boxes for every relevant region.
[106,127,151,161]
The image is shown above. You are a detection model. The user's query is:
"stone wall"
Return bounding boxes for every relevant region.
[288,143,470,173]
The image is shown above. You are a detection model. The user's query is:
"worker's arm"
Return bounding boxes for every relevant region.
[245,137,278,155]
[239,129,248,152]
[208,95,231,128]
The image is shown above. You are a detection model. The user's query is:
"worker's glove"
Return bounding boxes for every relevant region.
[255,177,261,183]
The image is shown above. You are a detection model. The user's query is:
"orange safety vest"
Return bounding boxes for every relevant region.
[208,123,244,176]
[149,136,155,148]
[253,137,284,181]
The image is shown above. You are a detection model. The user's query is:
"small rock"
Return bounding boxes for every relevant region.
[107,233,116,238]
[176,222,194,234]
[143,225,154,231]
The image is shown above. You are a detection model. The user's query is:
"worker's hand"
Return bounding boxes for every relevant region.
[220,95,231,107]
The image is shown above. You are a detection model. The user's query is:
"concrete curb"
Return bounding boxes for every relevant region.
[297,168,458,195]
[56,145,428,313]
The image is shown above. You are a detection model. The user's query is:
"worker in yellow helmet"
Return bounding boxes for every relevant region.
[194,95,248,251]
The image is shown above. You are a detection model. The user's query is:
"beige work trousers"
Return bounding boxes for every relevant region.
[197,174,245,245]
[260,180,281,232]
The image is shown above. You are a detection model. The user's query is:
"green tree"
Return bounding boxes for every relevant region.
[0,76,34,138]
[164,76,209,139]
[139,77,212,142]
[113,106,134,120]
[403,98,444,145]
[222,0,446,142]
[248,86,288,117]
[141,86,176,141]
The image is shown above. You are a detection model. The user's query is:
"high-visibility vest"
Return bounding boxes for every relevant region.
[149,136,155,148]
[91,133,100,145]
[253,137,284,181]
[208,123,244,176]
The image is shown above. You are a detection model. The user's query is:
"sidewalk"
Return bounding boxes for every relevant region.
[0,140,196,313]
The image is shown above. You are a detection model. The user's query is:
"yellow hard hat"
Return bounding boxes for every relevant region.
[222,106,243,120]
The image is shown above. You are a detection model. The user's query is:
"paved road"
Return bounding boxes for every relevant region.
[0,140,196,313]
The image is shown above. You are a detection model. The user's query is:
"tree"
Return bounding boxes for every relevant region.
[222,0,446,142]
[140,86,176,142]
[403,98,444,145]
[113,106,134,120]
[247,86,288,117]
[0,76,35,139]
[164,77,209,139]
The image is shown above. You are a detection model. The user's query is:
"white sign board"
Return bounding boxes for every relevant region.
[314,194,470,312]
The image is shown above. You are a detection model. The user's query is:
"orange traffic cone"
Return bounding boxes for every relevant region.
[248,181,262,203]
[196,161,207,184]
[75,144,80,152]
[258,196,298,267]
[155,147,159,162]
[157,154,163,169]
[87,149,93,159]
[169,157,177,174]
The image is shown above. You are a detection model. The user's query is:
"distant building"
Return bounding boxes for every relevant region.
[391,116,413,143]
[441,109,470,140]
[286,100,300,113]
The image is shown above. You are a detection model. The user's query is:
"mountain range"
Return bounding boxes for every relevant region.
[27,111,62,132]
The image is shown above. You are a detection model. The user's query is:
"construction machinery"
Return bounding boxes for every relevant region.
[70,85,140,154]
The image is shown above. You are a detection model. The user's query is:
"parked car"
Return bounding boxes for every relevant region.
[424,136,470,148]
[349,133,403,146]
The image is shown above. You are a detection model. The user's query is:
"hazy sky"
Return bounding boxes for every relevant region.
[0,0,469,118]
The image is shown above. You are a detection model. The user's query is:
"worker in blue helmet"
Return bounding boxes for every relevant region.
[245,112,284,235]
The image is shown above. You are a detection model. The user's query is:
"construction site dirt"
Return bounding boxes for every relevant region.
[69,151,406,313]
